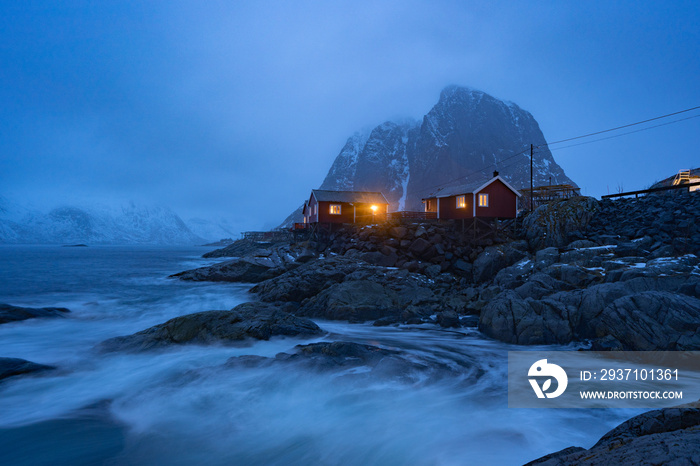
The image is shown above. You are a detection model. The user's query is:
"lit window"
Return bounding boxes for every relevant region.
[478,193,489,207]
[329,204,341,215]
[456,195,466,208]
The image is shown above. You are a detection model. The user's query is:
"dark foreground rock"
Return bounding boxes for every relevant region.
[0,304,70,325]
[224,341,480,383]
[526,401,700,465]
[202,238,284,258]
[169,258,289,283]
[0,357,55,381]
[97,302,323,352]
[479,274,700,349]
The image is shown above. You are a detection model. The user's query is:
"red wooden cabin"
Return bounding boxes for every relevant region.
[303,190,389,224]
[422,171,521,220]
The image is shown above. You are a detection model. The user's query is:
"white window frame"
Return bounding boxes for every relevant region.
[456,195,466,209]
[478,193,489,207]
[329,204,341,215]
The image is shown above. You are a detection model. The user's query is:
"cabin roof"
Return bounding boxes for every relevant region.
[311,190,389,204]
[425,176,522,199]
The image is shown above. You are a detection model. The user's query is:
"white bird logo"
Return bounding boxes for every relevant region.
[528,359,568,399]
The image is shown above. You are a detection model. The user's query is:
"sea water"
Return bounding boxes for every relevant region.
[0,245,639,465]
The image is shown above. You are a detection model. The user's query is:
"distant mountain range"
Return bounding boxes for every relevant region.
[0,197,217,245]
[282,85,576,226]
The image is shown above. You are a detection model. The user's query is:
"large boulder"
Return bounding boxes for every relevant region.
[480,273,700,349]
[527,402,700,465]
[296,280,399,322]
[472,244,527,283]
[223,340,480,383]
[0,304,70,325]
[169,258,288,283]
[97,302,322,352]
[250,257,360,303]
[522,196,599,249]
[0,357,55,381]
[478,291,574,345]
[592,291,700,350]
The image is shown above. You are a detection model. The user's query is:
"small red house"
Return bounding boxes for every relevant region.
[423,172,521,220]
[304,190,389,224]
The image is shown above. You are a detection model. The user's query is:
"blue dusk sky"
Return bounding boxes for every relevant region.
[1,1,699,232]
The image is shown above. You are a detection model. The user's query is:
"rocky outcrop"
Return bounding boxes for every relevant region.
[0,357,55,381]
[0,304,70,325]
[202,238,284,258]
[173,243,317,283]
[522,196,598,249]
[249,255,449,323]
[522,191,700,256]
[527,401,700,465]
[223,340,480,383]
[169,258,287,283]
[249,256,362,303]
[480,257,700,349]
[97,302,323,352]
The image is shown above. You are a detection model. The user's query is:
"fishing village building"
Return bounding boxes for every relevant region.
[422,171,522,220]
[302,190,389,225]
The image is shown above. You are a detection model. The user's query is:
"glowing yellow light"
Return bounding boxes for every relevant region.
[371,205,378,212]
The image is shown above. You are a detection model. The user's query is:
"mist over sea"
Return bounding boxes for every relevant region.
[0,245,637,465]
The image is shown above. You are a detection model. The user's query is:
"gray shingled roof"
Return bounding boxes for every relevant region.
[311,190,389,204]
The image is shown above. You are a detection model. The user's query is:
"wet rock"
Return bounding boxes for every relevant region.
[0,358,55,381]
[543,264,600,288]
[481,273,700,349]
[250,257,360,303]
[593,291,700,350]
[522,196,599,249]
[527,401,700,465]
[408,238,432,256]
[424,264,442,278]
[373,316,399,326]
[534,247,560,269]
[224,340,476,383]
[479,291,573,345]
[296,280,398,322]
[472,245,526,283]
[514,273,569,300]
[169,258,288,283]
[0,304,70,325]
[97,302,322,352]
[436,310,460,328]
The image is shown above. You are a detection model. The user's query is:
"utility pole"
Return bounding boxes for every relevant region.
[530,144,534,211]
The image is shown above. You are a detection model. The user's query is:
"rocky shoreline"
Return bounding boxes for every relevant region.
[4,191,698,464]
[166,191,700,464]
[172,191,700,352]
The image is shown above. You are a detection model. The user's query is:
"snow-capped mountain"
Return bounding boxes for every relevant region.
[186,217,239,243]
[284,85,576,225]
[0,197,206,245]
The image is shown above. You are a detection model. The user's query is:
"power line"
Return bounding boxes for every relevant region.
[540,104,700,147]
[412,145,531,197]
[542,114,700,153]
[406,105,700,198]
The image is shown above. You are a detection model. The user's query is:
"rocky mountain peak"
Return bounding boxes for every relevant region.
[283,86,577,225]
